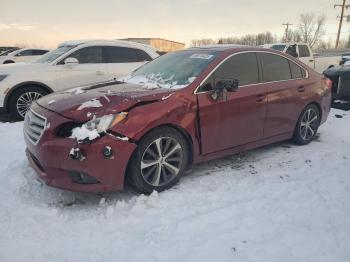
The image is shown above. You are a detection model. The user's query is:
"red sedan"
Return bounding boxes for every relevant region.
[24,46,332,193]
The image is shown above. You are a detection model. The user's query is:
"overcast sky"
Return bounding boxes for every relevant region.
[0,0,345,48]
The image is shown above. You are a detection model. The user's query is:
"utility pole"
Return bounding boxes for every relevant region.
[282,22,293,41]
[335,0,350,48]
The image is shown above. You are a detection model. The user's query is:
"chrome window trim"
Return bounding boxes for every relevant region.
[194,50,309,95]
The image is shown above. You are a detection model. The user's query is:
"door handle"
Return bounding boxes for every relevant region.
[96,70,104,76]
[309,59,314,62]
[298,86,305,92]
[256,94,266,102]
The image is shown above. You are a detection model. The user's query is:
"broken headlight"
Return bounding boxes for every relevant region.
[85,112,128,133]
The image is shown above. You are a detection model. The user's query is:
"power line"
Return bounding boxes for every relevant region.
[335,0,350,48]
[282,22,293,41]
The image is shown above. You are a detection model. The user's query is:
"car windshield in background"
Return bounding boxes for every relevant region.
[35,45,76,64]
[271,45,286,51]
[121,51,218,89]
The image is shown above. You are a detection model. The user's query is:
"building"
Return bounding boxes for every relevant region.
[121,38,185,52]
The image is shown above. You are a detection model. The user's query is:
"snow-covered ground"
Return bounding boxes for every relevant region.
[0,109,349,262]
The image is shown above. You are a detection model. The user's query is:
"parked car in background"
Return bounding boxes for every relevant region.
[339,52,350,65]
[262,43,339,73]
[0,40,159,120]
[0,48,49,64]
[23,46,332,194]
[0,46,19,55]
[323,62,350,101]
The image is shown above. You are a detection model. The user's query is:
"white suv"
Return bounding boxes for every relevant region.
[0,48,49,64]
[0,40,159,120]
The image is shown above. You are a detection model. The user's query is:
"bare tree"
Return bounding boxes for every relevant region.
[191,38,216,47]
[298,13,326,48]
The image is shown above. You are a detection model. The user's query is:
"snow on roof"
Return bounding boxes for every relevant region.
[58,39,158,53]
[192,44,249,49]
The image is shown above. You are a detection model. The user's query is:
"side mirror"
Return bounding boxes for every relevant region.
[215,79,239,92]
[210,79,239,100]
[64,57,79,65]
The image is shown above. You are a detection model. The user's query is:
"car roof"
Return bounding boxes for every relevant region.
[188,45,281,53]
[57,39,159,57]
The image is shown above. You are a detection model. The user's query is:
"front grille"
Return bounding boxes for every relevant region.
[24,109,47,145]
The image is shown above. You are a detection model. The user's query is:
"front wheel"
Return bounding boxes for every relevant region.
[128,127,189,194]
[293,104,321,145]
[8,86,49,121]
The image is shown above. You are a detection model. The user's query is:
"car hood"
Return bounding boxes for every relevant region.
[323,65,350,78]
[36,81,175,122]
[0,62,47,74]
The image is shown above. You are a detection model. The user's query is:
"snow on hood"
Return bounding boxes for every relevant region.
[119,73,196,90]
[36,81,175,122]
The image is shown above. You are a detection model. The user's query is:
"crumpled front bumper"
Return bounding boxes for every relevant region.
[24,103,137,193]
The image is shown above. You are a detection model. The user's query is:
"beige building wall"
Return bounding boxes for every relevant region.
[121,38,185,52]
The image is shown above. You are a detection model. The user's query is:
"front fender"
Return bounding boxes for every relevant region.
[110,93,200,156]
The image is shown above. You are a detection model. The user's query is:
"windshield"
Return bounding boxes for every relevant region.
[120,50,218,89]
[35,45,76,64]
[271,45,286,51]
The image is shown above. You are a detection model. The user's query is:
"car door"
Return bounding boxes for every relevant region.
[259,52,306,137]
[54,46,109,91]
[197,52,268,154]
[297,44,315,69]
[106,46,150,78]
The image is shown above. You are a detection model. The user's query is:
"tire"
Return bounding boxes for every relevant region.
[3,60,14,64]
[293,104,321,145]
[128,127,189,194]
[8,86,49,121]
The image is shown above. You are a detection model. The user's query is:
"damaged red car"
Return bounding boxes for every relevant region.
[24,46,332,193]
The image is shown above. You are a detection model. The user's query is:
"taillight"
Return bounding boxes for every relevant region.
[323,77,332,90]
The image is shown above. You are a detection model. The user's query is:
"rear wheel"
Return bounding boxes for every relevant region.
[8,86,49,121]
[128,127,189,194]
[293,104,320,145]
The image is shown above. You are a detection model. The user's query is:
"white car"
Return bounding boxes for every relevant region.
[0,48,49,64]
[0,40,159,120]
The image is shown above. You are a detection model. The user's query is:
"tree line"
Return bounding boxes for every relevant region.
[191,13,347,49]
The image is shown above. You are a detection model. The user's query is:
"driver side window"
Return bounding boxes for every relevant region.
[198,52,259,92]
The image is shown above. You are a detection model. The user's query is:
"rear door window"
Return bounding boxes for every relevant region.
[106,47,139,63]
[259,53,291,82]
[32,50,48,55]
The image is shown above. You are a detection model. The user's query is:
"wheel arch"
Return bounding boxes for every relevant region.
[4,81,54,111]
[136,123,194,167]
[293,101,322,136]
[3,60,15,64]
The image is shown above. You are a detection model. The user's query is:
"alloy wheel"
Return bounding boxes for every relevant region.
[300,108,319,141]
[16,92,43,117]
[141,137,183,187]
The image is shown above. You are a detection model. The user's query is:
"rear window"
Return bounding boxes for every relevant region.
[271,45,286,51]
[298,45,311,57]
